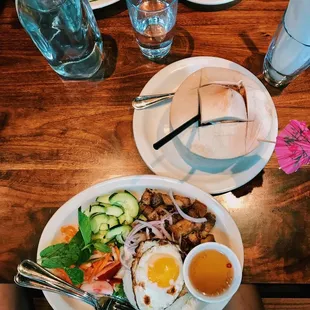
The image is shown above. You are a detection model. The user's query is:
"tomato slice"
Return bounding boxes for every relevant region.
[97,262,121,281]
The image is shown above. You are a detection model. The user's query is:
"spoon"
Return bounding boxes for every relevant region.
[14,260,134,310]
[132,92,175,110]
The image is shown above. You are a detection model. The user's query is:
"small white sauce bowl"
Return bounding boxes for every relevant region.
[183,242,242,303]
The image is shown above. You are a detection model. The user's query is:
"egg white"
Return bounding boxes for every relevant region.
[133,242,184,310]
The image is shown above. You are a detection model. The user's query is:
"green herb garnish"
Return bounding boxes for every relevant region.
[113,283,126,299]
[94,242,112,253]
[41,243,80,268]
[64,267,84,285]
[78,207,92,246]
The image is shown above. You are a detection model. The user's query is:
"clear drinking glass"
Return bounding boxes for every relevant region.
[126,0,178,60]
[263,15,310,87]
[16,0,103,79]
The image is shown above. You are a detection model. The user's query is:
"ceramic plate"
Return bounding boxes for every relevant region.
[90,0,119,10]
[37,175,243,310]
[133,56,278,194]
[186,0,235,5]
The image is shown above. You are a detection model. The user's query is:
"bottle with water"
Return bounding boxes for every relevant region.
[16,0,103,79]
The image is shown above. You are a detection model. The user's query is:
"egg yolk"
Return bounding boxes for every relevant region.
[148,255,179,288]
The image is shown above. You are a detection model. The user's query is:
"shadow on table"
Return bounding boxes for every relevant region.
[231,169,265,198]
[153,27,194,65]
[94,0,127,20]
[239,31,286,97]
[89,34,118,81]
[0,0,8,14]
[180,0,242,12]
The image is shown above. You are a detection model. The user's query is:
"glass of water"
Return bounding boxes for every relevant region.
[16,0,103,79]
[263,14,310,87]
[126,0,178,60]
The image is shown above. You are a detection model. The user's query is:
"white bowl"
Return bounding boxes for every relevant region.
[183,242,242,304]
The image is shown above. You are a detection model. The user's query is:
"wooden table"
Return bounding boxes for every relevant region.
[1,0,310,301]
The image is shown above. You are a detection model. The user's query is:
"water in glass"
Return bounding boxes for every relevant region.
[127,0,178,59]
[16,0,103,79]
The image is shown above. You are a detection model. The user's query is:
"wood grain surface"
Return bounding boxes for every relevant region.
[0,0,310,292]
[32,297,310,310]
[31,297,310,310]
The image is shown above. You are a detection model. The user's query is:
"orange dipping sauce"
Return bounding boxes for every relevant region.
[189,249,233,296]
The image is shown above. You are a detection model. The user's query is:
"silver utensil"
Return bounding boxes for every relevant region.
[132,92,175,110]
[14,260,134,310]
[132,81,245,110]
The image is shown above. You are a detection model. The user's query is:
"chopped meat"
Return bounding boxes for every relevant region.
[201,234,215,243]
[200,213,216,238]
[138,190,217,254]
[188,208,198,218]
[180,237,192,253]
[188,232,200,246]
[151,192,163,208]
[161,193,174,206]
[169,219,202,240]
[173,195,191,208]
[147,210,160,221]
[140,204,154,218]
[191,200,208,217]
[145,205,168,221]
[171,213,183,224]
[154,205,168,217]
[141,189,152,205]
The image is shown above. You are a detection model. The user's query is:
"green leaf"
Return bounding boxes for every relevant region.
[40,243,80,268]
[113,283,126,299]
[78,207,92,246]
[40,243,67,258]
[64,267,84,285]
[76,248,92,266]
[94,242,111,253]
[81,243,93,251]
[69,230,84,249]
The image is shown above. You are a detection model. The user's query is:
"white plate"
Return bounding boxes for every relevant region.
[186,0,235,5]
[90,0,119,10]
[133,57,278,194]
[37,175,244,310]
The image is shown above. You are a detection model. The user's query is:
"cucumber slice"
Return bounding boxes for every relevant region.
[102,237,113,244]
[84,205,106,217]
[105,206,124,217]
[100,223,109,231]
[109,192,139,218]
[107,216,119,228]
[96,194,111,204]
[116,234,125,244]
[90,214,109,234]
[125,214,134,225]
[138,214,147,221]
[92,230,107,241]
[118,214,126,225]
[106,225,132,240]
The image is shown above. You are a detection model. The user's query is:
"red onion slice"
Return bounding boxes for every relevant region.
[134,220,164,239]
[169,190,207,223]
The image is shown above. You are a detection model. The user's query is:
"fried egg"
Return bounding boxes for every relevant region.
[132,240,184,310]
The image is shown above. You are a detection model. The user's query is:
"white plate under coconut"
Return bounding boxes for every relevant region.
[133,57,278,194]
[170,67,273,160]
[186,0,235,5]
[37,175,243,310]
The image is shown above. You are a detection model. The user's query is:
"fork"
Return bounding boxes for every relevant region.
[14,260,134,310]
